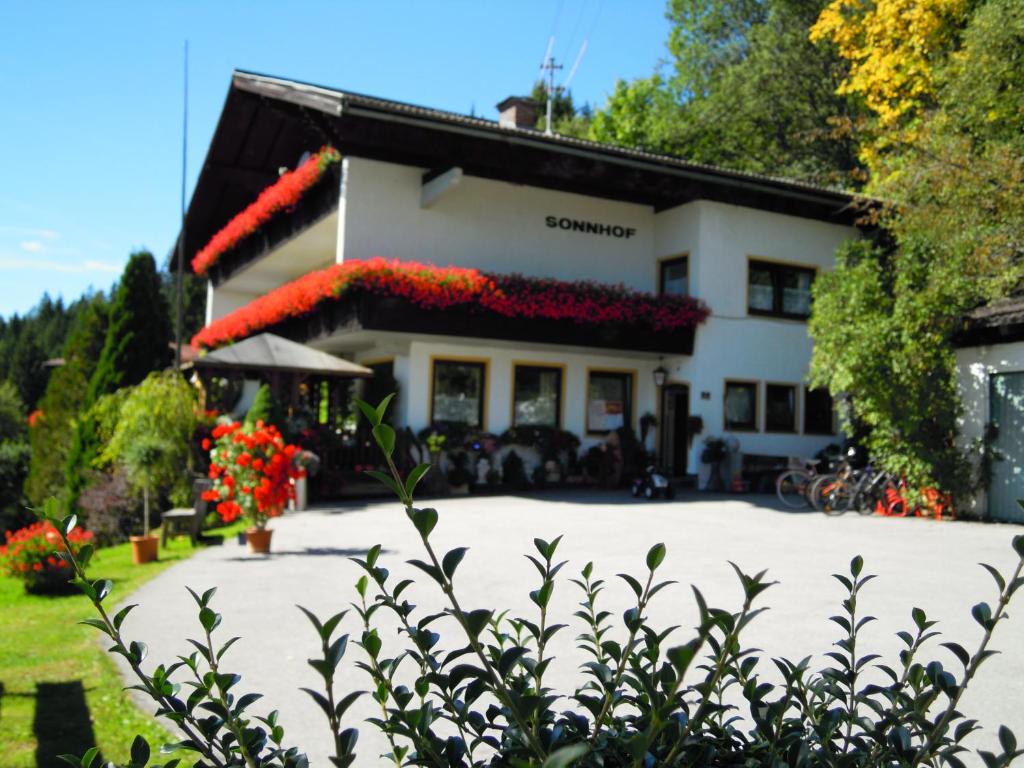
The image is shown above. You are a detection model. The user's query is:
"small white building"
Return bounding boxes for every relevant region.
[956,300,1024,523]
[184,72,862,485]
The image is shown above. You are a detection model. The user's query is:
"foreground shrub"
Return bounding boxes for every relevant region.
[49,400,1024,767]
[1,519,93,593]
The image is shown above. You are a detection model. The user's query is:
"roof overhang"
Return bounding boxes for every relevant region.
[176,70,870,271]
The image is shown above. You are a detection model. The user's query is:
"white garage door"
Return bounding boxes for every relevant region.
[989,372,1024,523]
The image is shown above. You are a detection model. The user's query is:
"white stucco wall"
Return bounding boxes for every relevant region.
[338,156,656,290]
[956,341,1024,517]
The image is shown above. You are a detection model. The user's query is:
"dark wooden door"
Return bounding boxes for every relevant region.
[661,385,690,476]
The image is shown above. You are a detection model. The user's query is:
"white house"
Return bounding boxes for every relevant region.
[183,71,862,486]
[955,300,1024,523]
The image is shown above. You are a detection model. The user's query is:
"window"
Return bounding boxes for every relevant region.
[804,386,835,435]
[513,365,562,427]
[724,381,758,431]
[587,370,633,433]
[431,359,486,427]
[659,256,689,296]
[765,383,797,433]
[748,260,815,319]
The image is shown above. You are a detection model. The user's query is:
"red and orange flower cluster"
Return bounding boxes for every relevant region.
[0,521,93,589]
[191,146,343,276]
[192,257,710,349]
[27,409,44,428]
[202,421,301,529]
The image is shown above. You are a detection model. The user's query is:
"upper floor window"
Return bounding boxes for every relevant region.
[748,260,815,319]
[431,359,486,427]
[659,256,689,296]
[513,364,562,428]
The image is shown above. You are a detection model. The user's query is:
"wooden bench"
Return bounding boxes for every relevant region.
[161,479,212,546]
[740,453,789,493]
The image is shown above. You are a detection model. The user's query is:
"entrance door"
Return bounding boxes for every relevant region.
[989,372,1024,523]
[661,385,690,476]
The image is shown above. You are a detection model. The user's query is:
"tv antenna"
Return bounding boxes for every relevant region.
[540,53,563,136]
[538,37,588,136]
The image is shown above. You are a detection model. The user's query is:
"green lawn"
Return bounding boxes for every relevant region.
[0,525,243,768]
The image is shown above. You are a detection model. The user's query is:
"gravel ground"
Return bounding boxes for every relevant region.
[116,491,1024,766]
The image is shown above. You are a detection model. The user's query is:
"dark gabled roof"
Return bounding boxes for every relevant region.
[177,70,869,270]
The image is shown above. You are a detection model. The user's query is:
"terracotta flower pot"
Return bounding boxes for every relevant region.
[130,535,159,565]
[246,527,273,554]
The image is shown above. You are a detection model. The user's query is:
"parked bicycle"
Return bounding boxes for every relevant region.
[775,446,841,509]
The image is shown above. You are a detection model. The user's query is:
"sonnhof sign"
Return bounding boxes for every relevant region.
[546,216,637,239]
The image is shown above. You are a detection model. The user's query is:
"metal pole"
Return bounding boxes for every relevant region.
[174,40,189,369]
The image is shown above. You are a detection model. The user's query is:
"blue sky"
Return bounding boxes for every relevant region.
[0,1,670,318]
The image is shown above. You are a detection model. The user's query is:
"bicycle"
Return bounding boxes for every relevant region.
[775,458,821,509]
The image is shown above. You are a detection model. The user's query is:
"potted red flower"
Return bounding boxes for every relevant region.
[203,420,299,553]
[0,520,93,594]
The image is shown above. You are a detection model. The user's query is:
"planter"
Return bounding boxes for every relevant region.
[130,535,159,565]
[246,527,274,554]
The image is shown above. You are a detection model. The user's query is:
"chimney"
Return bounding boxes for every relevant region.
[496,96,538,130]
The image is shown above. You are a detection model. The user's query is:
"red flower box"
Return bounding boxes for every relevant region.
[192,146,342,277]
[192,258,709,350]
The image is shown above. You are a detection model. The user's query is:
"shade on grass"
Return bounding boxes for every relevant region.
[0,523,244,767]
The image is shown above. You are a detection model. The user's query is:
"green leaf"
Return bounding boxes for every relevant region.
[667,641,699,674]
[353,398,380,427]
[1012,534,1024,558]
[407,507,439,538]
[442,547,468,579]
[372,423,396,457]
[980,563,1005,592]
[404,463,431,497]
[998,725,1017,754]
[113,604,137,630]
[850,555,864,578]
[94,579,113,602]
[541,743,589,768]
[646,542,667,571]
[131,735,150,766]
[972,602,993,628]
[198,607,221,633]
[617,573,643,599]
[464,609,493,637]
[365,470,403,498]
[78,618,112,637]
[375,393,396,423]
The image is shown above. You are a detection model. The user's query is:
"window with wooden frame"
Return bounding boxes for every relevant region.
[431,359,486,427]
[748,259,815,319]
[724,380,758,431]
[765,383,798,433]
[586,370,633,434]
[804,386,836,435]
[512,364,562,428]
[659,256,689,296]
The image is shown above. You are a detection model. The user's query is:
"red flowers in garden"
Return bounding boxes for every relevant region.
[0,522,93,589]
[191,146,343,276]
[192,257,711,349]
[203,421,301,529]
[27,409,43,428]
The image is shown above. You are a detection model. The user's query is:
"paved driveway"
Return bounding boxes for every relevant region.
[119,491,1024,766]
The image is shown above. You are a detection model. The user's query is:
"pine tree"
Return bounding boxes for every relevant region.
[87,251,172,403]
[26,295,109,507]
